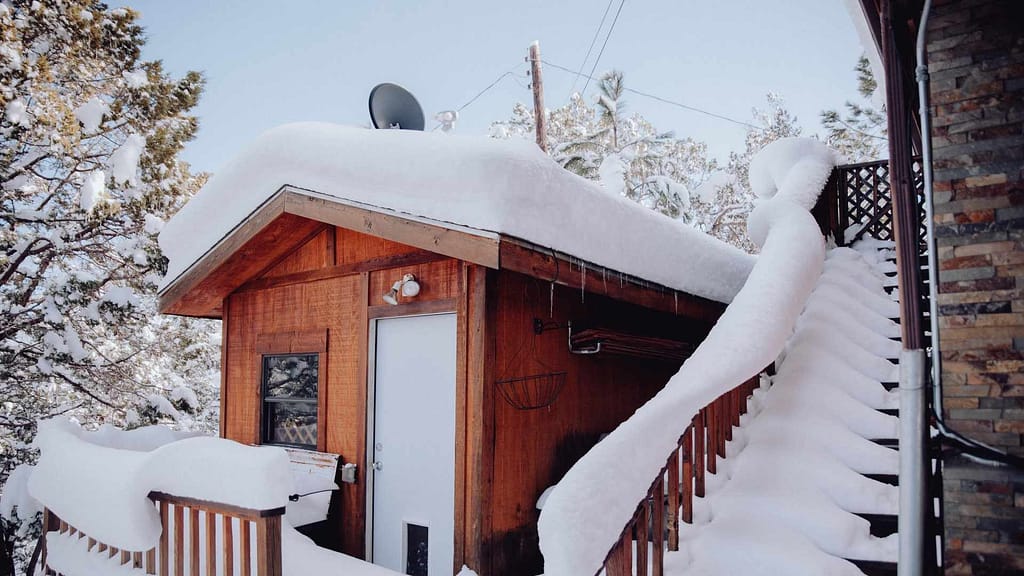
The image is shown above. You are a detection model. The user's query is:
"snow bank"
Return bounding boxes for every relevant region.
[28,419,292,552]
[159,123,754,304]
[538,138,833,576]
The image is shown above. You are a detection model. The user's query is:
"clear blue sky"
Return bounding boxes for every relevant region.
[116,0,867,174]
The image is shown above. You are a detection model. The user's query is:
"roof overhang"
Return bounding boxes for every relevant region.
[159,186,725,323]
[158,186,500,317]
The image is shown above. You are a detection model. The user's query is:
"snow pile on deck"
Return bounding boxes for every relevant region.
[159,123,755,304]
[666,239,901,575]
[28,419,291,551]
[538,138,836,575]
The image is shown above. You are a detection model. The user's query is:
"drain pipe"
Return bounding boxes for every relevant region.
[899,349,927,576]
[916,0,942,417]
[898,3,935,575]
[903,5,934,575]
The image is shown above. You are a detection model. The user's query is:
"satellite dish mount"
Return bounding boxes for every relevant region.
[368,83,425,131]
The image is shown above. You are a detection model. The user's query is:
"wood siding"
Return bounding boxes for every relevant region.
[484,271,716,575]
[219,220,722,574]
[223,226,463,558]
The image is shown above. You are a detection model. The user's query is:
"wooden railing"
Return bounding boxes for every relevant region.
[814,158,925,247]
[39,492,284,576]
[598,375,762,576]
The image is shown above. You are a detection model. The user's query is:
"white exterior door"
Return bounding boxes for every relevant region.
[368,313,457,576]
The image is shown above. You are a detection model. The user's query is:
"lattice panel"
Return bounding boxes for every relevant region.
[838,158,925,246]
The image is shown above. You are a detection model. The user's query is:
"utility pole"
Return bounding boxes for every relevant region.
[528,41,548,153]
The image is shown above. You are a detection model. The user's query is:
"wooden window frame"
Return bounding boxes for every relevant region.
[256,330,328,452]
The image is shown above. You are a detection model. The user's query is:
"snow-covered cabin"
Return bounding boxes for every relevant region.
[157,124,753,575]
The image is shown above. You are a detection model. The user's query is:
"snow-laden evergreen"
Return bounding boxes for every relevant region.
[0,2,218,570]
[490,77,805,253]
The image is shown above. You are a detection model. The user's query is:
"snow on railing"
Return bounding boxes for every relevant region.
[537,138,837,576]
[598,376,762,575]
[39,492,284,576]
[25,419,292,576]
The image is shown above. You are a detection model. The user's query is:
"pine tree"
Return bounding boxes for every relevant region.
[689,93,802,252]
[491,81,801,253]
[492,71,715,220]
[820,55,887,162]
[0,2,216,571]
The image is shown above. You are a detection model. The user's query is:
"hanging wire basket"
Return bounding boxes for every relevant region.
[496,372,567,411]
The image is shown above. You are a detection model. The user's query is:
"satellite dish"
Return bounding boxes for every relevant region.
[368,83,425,131]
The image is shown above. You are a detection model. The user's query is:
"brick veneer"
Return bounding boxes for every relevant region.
[927,0,1024,573]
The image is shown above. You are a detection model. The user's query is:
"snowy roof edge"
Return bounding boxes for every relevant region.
[158,123,755,306]
[156,184,501,298]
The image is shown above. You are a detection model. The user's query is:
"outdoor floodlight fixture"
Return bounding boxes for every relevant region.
[383,273,420,305]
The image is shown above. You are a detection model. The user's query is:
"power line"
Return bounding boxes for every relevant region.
[569,0,616,98]
[431,63,527,131]
[582,0,627,95]
[457,63,527,112]
[543,59,759,130]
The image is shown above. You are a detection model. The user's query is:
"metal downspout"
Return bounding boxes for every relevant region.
[916,0,942,420]
[897,2,935,574]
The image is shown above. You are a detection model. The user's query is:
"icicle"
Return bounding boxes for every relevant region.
[549,282,554,318]
[602,268,608,294]
[580,264,586,303]
[674,291,678,314]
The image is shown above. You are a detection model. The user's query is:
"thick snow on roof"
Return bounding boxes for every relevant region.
[159,123,754,304]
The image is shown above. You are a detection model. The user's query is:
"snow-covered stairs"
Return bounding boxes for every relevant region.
[662,239,905,576]
[847,243,901,576]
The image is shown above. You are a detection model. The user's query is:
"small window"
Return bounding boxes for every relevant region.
[262,353,319,448]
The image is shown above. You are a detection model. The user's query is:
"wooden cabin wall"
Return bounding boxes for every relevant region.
[222,225,461,559]
[485,271,718,575]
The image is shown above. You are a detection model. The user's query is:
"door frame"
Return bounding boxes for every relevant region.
[364,311,460,569]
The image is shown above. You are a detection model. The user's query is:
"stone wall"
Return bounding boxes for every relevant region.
[928,0,1024,573]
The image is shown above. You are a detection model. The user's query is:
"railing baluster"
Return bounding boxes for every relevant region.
[682,426,694,525]
[666,447,679,552]
[206,511,217,576]
[694,410,706,498]
[637,499,649,576]
[160,501,169,576]
[223,515,234,576]
[241,519,252,576]
[651,477,664,576]
[620,528,633,576]
[40,509,49,572]
[174,504,185,576]
[191,507,200,576]
[720,393,729,453]
[255,516,282,576]
[147,547,156,574]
